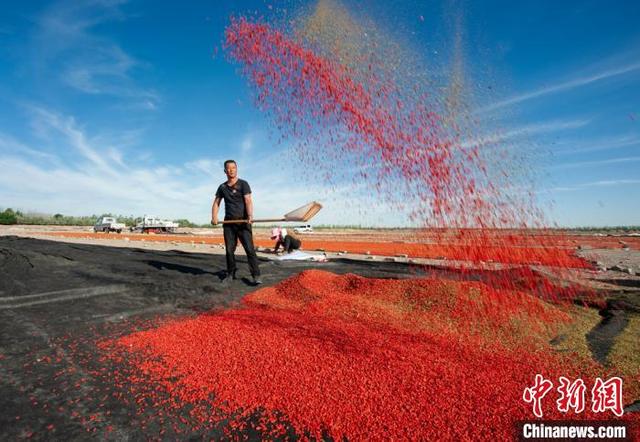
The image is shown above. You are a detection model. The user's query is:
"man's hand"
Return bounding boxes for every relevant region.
[244,194,254,225]
[211,217,218,226]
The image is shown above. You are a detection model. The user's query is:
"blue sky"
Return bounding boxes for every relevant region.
[0,0,638,227]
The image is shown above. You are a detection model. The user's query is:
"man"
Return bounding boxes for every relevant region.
[271,227,301,254]
[211,160,262,285]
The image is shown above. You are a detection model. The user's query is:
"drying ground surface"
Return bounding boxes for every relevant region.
[8,224,640,266]
[1,229,639,440]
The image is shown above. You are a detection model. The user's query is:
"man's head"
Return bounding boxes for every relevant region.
[224,160,237,179]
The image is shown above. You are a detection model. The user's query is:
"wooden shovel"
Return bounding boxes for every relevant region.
[221,201,323,224]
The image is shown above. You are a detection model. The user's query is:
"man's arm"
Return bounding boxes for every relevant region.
[211,197,222,225]
[244,193,254,223]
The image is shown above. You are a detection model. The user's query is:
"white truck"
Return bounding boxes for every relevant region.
[130,216,179,234]
[93,216,126,233]
[293,224,313,233]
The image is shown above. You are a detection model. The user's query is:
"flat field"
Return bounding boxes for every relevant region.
[1,226,638,439]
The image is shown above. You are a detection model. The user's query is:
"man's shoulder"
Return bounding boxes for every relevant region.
[238,178,251,191]
[215,182,227,196]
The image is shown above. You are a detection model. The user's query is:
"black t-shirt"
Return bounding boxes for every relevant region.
[215,179,252,220]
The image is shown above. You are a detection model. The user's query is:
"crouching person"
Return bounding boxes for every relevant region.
[271,227,301,254]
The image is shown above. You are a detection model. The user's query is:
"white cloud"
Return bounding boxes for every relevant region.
[0,132,58,162]
[0,107,408,225]
[32,0,159,109]
[0,108,201,218]
[552,156,640,169]
[29,106,118,175]
[237,148,410,227]
[554,135,640,155]
[185,159,222,178]
[480,59,640,112]
[457,118,590,149]
[546,179,640,192]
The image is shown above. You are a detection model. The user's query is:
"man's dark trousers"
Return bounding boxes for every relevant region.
[283,235,301,253]
[223,223,260,277]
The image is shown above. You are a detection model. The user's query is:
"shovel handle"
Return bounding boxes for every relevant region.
[220,218,286,225]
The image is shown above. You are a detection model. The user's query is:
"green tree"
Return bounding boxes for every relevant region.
[173,218,195,228]
[0,208,18,225]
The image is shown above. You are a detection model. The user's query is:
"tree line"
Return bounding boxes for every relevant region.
[1,208,638,231]
[0,208,201,227]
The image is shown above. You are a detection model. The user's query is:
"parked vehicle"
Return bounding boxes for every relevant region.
[130,216,179,233]
[293,224,313,233]
[93,216,126,234]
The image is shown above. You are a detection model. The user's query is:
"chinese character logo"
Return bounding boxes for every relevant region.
[556,376,586,413]
[591,377,624,417]
[523,374,554,418]
[524,375,624,418]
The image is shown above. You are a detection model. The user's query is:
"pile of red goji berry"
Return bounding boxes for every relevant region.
[101,270,634,439]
